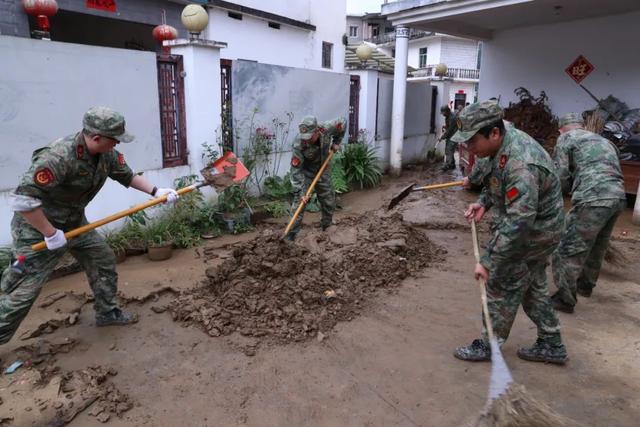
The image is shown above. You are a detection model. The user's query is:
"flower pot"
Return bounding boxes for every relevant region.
[215,207,252,233]
[147,242,174,261]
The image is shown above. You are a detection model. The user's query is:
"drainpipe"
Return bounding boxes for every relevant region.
[390,25,409,176]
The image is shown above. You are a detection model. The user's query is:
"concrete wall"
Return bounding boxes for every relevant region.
[349,69,380,139]
[207,0,346,73]
[230,60,350,191]
[407,36,441,69]
[479,11,640,115]
[0,36,186,245]
[375,77,434,169]
[440,37,479,70]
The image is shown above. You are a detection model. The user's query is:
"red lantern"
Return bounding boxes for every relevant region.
[22,0,58,37]
[152,24,178,53]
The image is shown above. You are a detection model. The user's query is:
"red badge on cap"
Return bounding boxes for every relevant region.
[499,154,507,169]
[118,153,126,166]
[34,168,55,186]
[76,144,85,159]
[291,156,301,167]
[506,187,520,202]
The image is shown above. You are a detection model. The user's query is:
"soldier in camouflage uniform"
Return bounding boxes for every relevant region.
[550,113,626,313]
[451,100,568,364]
[440,106,459,171]
[285,115,346,241]
[0,107,179,346]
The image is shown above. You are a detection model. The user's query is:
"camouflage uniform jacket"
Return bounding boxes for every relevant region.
[554,129,626,206]
[290,118,346,192]
[478,127,564,270]
[14,133,134,230]
[442,112,458,141]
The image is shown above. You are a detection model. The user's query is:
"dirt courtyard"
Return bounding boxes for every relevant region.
[1,166,639,426]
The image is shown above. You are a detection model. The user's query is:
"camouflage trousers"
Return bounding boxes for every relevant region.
[444,140,458,168]
[289,167,335,236]
[0,215,118,345]
[552,199,625,307]
[483,254,562,345]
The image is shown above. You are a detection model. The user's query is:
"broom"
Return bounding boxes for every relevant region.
[470,220,579,427]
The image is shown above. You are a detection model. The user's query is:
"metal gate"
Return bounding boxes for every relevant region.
[220,59,234,153]
[348,75,360,143]
[156,55,187,167]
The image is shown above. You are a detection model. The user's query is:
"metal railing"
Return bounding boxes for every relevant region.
[415,65,480,80]
[365,29,433,45]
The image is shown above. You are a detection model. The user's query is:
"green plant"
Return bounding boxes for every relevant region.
[263,173,294,200]
[232,223,254,235]
[264,201,288,218]
[104,230,128,255]
[143,218,173,248]
[341,142,382,189]
[331,152,349,194]
[217,185,249,214]
[201,142,220,165]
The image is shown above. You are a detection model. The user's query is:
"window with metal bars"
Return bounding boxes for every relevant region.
[322,41,333,69]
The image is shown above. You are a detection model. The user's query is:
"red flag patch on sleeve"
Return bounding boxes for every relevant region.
[291,156,301,167]
[506,187,520,202]
[335,121,343,132]
[117,153,126,166]
[34,168,55,186]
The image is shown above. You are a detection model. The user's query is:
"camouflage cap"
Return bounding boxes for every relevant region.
[440,105,451,113]
[83,106,135,143]
[558,112,584,128]
[451,100,504,143]
[299,115,318,141]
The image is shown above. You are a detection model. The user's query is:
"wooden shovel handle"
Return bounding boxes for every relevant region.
[414,180,464,192]
[471,219,496,342]
[31,183,204,252]
[283,150,335,237]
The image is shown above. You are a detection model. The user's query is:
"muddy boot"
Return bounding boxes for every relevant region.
[517,339,568,365]
[453,339,491,361]
[551,292,574,314]
[96,308,138,327]
[576,286,593,298]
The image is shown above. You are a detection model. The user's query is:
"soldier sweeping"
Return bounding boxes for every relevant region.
[451,100,568,364]
[285,115,345,241]
[0,107,179,345]
[550,113,626,313]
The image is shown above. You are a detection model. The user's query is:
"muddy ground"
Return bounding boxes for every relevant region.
[1,165,639,426]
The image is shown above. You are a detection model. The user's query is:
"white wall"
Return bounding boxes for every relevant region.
[205,0,345,72]
[479,11,640,115]
[407,36,441,69]
[0,36,196,245]
[440,37,479,70]
[448,82,477,105]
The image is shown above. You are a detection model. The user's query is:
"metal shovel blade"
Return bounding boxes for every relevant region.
[387,183,416,210]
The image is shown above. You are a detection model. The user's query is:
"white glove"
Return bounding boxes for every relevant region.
[44,229,67,250]
[156,188,179,204]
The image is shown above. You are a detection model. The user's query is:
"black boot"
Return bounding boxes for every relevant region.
[551,292,574,314]
[517,339,568,365]
[576,286,593,298]
[96,308,138,327]
[453,339,491,361]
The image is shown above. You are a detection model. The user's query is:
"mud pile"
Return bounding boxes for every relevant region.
[169,213,445,344]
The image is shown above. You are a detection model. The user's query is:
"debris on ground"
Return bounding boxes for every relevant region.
[504,87,559,154]
[168,212,445,346]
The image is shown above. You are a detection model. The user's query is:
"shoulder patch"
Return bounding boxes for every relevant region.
[34,167,55,186]
[117,153,126,166]
[506,186,520,202]
[335,121,343,132]
[76,144,85,159]
[499,154,508,169]
[291,156,301,167]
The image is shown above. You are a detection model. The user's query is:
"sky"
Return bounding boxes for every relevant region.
[346,0,385,15]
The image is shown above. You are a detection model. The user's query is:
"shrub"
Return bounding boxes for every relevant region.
[340,143,382,189]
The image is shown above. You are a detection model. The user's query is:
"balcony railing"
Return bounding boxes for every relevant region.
[414,65,480,80]
[365,29,433,45]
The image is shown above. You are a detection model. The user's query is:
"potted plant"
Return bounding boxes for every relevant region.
[144,219,174,261]
[215,185,252,233]
[104,230,128,264]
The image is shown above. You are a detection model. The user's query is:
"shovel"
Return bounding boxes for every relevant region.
[387,180,464,210]
[31,153,249,252]
[283,150,335,238]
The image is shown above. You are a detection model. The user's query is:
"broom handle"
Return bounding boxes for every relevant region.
[31,182,206,252]
[414,180,464,192]
[283,150,335,237]
[471,219,496,342]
